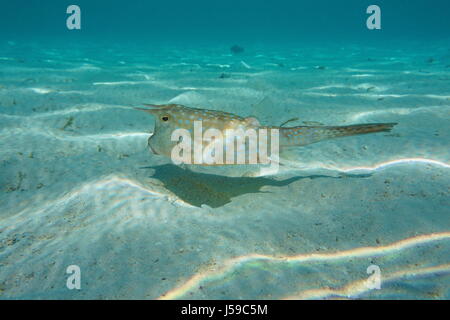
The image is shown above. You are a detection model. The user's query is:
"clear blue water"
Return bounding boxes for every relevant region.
[0,0,449,299]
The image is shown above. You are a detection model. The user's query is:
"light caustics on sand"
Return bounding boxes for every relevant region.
[304,86,450,100]
[284,263,450,299]
[93,81,154,86]
[307,83,387,92]
[0,103,131,119]
[275,158,450,177]
[304,92,450,100]
[83,175,194,208]
[350,74,374,78]
[29,87,54,94]
[70,132,150,141]
[330,157,450,173]
[93,79,228,92]
[205,63,230,68]
[158,232,450,300]
[27,88,93,95]
[4,175,194,223]
[350,105,450,121]
[0,126,150,143]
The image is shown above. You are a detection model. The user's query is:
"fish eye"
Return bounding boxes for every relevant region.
[161,115,169,122]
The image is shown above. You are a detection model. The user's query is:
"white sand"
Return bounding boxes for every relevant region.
[0,42,449,299]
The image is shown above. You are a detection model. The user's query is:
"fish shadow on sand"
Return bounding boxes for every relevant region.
[142,164,371,208]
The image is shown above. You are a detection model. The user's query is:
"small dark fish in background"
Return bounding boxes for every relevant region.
[230,45,245,55]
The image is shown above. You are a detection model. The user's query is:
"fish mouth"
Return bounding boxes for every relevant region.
[149,144,159,155]
[147,135,159,155]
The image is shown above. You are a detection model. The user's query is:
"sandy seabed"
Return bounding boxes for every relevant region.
[0,41,449,299]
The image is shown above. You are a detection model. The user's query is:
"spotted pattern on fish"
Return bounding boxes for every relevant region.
[136,104,397,165]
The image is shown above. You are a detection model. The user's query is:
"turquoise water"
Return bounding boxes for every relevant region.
[0,1,449,299]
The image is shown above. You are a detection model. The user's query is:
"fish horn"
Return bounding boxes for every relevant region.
[144,103,174,109]
[134,106,158,114]
[143,104,164,108]
[134,103,170,114]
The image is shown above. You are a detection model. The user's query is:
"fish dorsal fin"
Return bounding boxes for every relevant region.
[244,116,260,127]
[279,117,300,127]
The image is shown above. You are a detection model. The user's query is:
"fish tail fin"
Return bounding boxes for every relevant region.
[320,122,398,138]
[280,122,397,146]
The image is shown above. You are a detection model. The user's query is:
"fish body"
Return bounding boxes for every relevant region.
[136,104,397,166]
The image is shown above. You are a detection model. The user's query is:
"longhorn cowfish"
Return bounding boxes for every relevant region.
[136,104,397,169]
